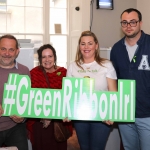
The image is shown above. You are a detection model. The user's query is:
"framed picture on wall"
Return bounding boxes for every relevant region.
[96,0,114,10]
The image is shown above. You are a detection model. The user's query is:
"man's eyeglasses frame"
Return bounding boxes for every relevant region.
[120,20,140,28]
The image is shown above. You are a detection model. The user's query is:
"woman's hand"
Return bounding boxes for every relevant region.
[63,117,71,122]
[40,119,51,128]
[102,120,114,125]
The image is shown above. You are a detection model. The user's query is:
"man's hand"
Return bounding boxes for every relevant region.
[10,115,25,123]
[0,104,4,117]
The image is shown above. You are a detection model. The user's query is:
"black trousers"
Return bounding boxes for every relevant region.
[0,123,28,150]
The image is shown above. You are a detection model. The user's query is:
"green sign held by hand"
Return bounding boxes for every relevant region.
[2,73,135,122]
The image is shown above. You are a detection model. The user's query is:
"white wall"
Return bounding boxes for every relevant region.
[68,0,91,64]
[137,0,150,34]
[91,0,137,49]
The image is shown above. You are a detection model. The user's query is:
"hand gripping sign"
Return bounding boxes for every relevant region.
[2,73,135,122]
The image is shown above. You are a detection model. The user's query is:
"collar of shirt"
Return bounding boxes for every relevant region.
[14,60,18,69]
[0,60,18,69]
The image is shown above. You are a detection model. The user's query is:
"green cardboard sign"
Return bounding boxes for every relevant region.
[2,73,135,122]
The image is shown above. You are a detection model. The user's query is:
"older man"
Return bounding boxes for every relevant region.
[0,34,30,150]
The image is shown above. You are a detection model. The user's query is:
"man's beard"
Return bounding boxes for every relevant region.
[125,30,141,38]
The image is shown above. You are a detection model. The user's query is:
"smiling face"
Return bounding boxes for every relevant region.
[121,11,142,38]
[79,36,98,63]
[0,38,19,68]
[41,48,55,72]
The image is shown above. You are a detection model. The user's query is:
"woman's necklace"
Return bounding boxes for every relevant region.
[84,61,95,70]
[86,66,91,70]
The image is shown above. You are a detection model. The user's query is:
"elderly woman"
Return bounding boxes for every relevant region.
[27,44,72,150]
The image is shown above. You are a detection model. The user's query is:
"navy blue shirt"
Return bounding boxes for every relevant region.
[110,31,150,118]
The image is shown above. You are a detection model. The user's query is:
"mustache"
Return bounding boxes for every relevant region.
[3,56,12,58]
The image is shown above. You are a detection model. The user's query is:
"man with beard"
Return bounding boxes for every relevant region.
[110,8,150,150]
[0,34,29,150]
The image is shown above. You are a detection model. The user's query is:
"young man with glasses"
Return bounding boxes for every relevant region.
[110,8,150,150]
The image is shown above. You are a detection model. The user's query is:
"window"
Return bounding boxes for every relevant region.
[0,0,68,68]
[49,0,67,67]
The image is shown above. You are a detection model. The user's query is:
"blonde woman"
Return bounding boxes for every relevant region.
[67,31,117,150]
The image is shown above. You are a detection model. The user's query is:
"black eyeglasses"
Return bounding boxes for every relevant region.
[120,20,140,28]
